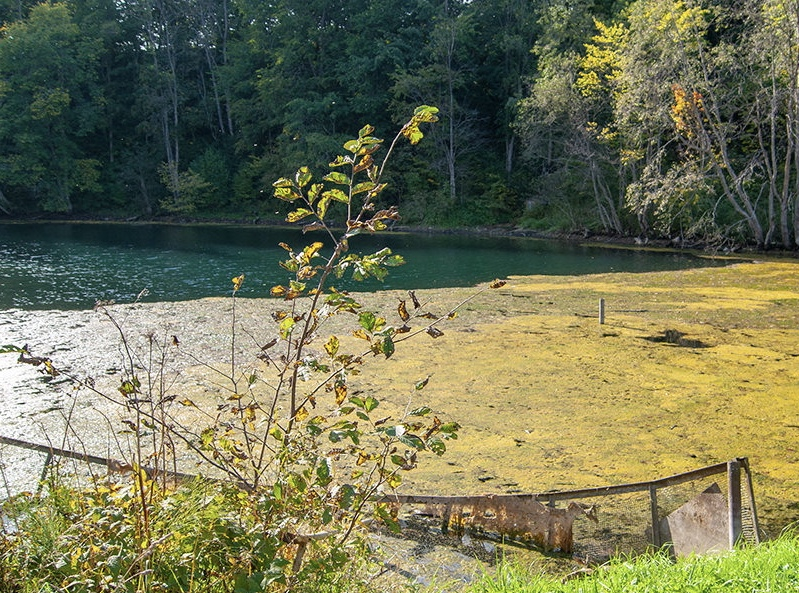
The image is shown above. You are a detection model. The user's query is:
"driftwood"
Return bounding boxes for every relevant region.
[418,495,597,553]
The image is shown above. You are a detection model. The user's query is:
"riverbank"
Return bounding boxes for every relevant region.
[5,211,791,254]
[1,260,798,542]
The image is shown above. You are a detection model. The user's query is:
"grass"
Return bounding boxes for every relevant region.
[467,531,799,592]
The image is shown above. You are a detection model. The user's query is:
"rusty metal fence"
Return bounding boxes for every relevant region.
[0,434,759,561]
[388,457,760,561]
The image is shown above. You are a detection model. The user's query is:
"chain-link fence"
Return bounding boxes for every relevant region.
[389,458,760,562]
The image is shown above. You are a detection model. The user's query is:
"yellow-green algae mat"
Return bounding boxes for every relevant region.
[352,260,799,537]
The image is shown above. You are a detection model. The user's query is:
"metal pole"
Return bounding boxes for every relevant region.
[728,459,742,548]
[649,484,661,547]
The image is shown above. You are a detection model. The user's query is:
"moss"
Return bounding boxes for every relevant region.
[346,262,799,537]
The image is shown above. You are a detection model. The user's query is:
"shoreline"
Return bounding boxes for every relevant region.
[4,213,794,256]
[2,261,799,541]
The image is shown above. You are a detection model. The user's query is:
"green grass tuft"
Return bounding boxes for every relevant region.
[467,530,799,593]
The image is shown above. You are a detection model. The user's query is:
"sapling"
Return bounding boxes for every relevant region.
[2,106,510,590]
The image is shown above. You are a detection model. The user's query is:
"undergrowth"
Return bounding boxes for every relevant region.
[0,107,508,592]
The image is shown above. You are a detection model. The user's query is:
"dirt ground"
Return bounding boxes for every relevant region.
[2,255,799,583]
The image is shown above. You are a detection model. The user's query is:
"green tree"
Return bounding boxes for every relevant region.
[515,0,630,234]
[0,2,103,213]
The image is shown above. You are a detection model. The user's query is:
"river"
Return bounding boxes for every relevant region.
[0,221,731,498]
[0,221,726,311]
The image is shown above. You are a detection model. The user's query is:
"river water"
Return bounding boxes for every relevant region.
[0,221,724,310]
[0,222,728,497]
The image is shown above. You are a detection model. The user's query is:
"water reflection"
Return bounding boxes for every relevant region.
[0,222,724,311]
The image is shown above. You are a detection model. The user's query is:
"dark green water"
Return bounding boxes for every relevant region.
[0,222,726,310]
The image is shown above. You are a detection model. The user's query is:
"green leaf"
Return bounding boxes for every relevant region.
[323,171,350,185]
[398,434,426,450]
[384,254,405,267]
[343,139,361,154]
[273,177,293,188]
[339,484,355,509]
[323,188,349,203]
[308,183,323,204]
[427,436,447,456]
[288,472,307,493]
[0,345,24,354]
[414,104,440,122]
[380,334,395,358]
[351,181,377,195]
[358,311,386,333]
[381,425,405,438]
[273,186,302,202]
[329,155,352,167]
[439,421,461,434]
[364,395,379,412]
[295,166,312,187]
[358,311,377,332]
[316,458,331,484]
[409,405,432,416]
[376,503,400,532]
[316,194,331,219]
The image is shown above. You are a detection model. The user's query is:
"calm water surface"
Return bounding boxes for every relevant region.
[0,222,726,311]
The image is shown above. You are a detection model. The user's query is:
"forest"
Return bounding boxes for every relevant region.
[1,0,798,249]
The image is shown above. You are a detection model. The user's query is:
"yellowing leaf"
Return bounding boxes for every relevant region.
[352,329,370,340]
[325,335,340,357]
[295,165,312,187]
[323,188,349,203]
[335,381,347,405]
[232,274,245,292]
[397,299,410,322]
[294,406,309,422]
[287,208,313,223]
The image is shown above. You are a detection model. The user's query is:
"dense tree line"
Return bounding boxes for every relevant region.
[1,0,798,248]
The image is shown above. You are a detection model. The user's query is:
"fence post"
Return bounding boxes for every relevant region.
[739,457,760,544]
[649,484,661,547]
[599,298,605,324]
[728,459,742,548]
